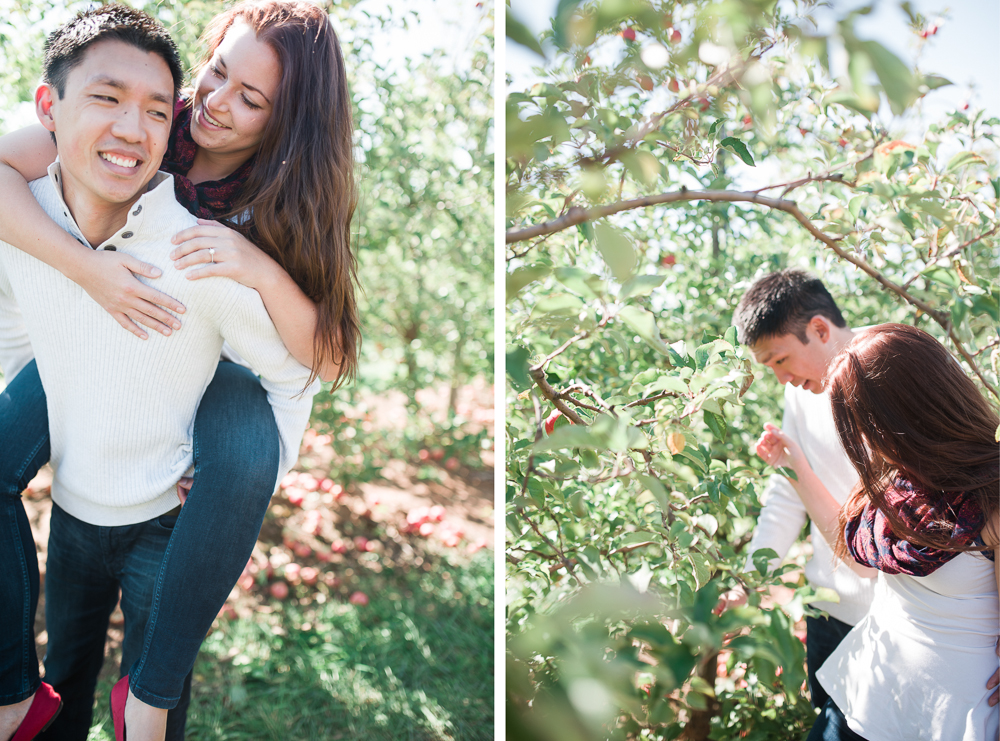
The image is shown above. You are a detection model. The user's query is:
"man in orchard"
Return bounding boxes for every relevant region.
[718,269,876,711]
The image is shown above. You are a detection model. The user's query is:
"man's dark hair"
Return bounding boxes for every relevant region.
[733,269,847,346]
[43,3,183,99]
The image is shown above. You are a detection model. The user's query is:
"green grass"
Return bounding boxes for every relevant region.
[86,551,493,740]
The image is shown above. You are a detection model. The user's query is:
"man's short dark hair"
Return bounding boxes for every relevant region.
[734,269,847,346]
[43,3,183,100]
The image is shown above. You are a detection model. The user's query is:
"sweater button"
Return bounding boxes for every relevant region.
[105,245,117,252]
[132,205,142,216]
[121,232,134,239]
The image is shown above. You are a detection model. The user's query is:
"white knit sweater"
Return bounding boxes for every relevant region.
[0,164,318,526]
[745,383,876,625]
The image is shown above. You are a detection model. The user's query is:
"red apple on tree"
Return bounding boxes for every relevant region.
[669,28,681,44]
[668,78,680,93]
[661,254,676,268]
[621,27,636,42]
[349,591,369,606]
[638,74,654,91]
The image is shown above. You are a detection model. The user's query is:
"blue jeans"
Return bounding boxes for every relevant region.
[806,614,854,711]
[807,698,869,741]
[1,360,279,730]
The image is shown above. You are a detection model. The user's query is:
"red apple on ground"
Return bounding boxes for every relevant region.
[444,457,459,471]
[418,522,435,537]
[349,591,369,606]
[430,448,444,461]
[293,543,312,559]
[429,505,446,521]
[354,536,369,552]
[270,581,289,600]
[300,567,319,586]
[418,449,430,462]
[331,539,348,554]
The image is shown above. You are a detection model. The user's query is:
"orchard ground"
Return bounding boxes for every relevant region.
[22,379,494,741]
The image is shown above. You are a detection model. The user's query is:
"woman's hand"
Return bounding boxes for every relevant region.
[170,219,277,289]
[755,423,808,477]
[74,250,185,340]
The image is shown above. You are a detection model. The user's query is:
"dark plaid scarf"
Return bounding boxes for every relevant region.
[846,477,994,577]
[161,98,255,221]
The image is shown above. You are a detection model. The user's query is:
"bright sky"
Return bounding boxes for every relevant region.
[508,0,1000,119]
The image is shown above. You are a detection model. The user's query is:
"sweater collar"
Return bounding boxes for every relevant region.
[45,160,177,250]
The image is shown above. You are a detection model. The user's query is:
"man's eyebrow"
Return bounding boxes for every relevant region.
[756,351,773,364]
[88,75,172,107]
[217,54,272,105]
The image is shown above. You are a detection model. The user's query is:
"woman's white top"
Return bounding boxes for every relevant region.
[817,551,999,741]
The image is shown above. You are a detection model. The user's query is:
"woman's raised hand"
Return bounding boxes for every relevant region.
[170,218,277,290]
[76,250,185,340]
[755,423,808,477]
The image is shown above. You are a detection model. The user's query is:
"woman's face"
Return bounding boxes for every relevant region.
[190,19,281,163]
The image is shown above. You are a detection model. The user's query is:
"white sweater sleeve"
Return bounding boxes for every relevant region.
[744,383,809,573]
[215,285,320,492]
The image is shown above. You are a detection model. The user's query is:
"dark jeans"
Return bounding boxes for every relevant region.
[807,698,869,741]
[1,360,279,734]
[806,614,854,711]
[39,504,191,741]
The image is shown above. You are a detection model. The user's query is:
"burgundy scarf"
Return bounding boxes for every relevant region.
[161,98,255,221]
[846,478,993,577]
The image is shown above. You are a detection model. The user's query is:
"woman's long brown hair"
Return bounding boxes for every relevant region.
[827,323,999,559]
[198,0,360,388]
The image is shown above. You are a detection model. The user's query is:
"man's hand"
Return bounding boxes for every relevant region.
[755,422,808,476]
[176,477,193,505]
[714,584,748,616]
[988,637,999,707]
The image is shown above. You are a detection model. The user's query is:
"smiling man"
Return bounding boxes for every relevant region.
[0,6,315,741]
[721,269,875,713]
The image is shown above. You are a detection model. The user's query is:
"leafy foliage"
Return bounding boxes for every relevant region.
[506,1,997,738]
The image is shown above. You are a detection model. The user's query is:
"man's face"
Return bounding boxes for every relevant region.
[749,320,837,394]
[37,39,173,208]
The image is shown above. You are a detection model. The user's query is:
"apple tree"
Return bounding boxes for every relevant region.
[505,1,998,738]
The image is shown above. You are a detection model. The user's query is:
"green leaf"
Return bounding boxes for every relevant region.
[594,222,636,282]
[920,74,952,91]
[718,137,755,166]
[946,151,987,174]
[506,345,532,391]
[776,466,798,481]
[637,474,669,511]
[555,267,606,299]
[703,409,727,441]
[506,7,545,57]
[620,274,666,300]
[752,548,779,576]
[506,264,550,303]
[618,305,670,356]
[862,40,919,115]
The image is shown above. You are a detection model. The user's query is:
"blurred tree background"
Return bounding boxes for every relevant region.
[506,0,997,739]
[0,0,495,738]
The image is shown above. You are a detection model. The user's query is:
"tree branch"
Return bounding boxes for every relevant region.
[508,187,999,399]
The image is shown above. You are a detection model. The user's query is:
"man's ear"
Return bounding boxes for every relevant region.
[810,315,832,343]
[35,84,57,134]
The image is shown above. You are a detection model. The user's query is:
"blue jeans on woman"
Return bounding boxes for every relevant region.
[807,698,869,741]
[1,360,279,738]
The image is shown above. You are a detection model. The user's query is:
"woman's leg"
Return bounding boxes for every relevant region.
[0,360,51,709]
[127,361,280,710]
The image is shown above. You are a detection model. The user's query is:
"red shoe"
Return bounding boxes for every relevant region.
[10,682,62,741]
[110,675,129,741]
